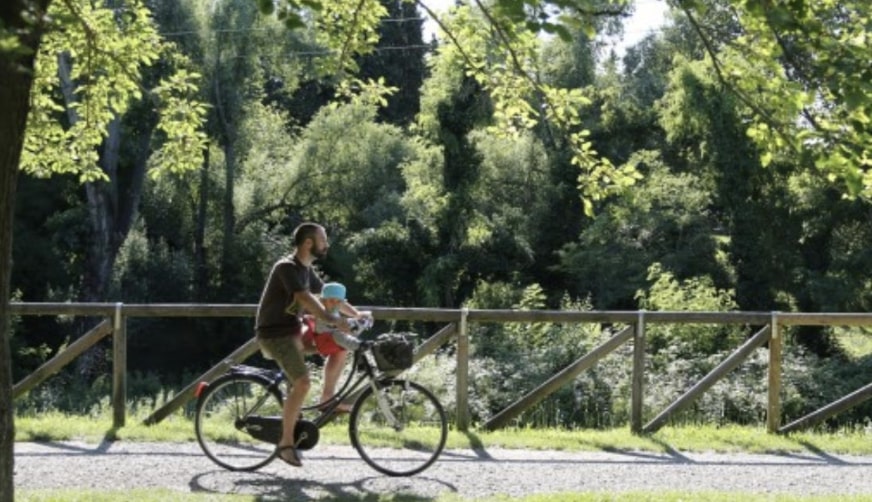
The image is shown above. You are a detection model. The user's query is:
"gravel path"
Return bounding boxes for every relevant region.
[14,441,872,500]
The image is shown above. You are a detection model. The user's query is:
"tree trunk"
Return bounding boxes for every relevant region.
[221,142,237,296]
[0,79,22,502]
[214,78,237,298]
[194,147,209,301]
[60,56,151,374]
[0,3,51,500]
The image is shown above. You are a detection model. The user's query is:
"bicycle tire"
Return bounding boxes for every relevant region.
[195,373,283,471]
[349,379,447,477]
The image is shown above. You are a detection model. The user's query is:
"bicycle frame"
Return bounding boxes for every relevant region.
[308,344,401,429]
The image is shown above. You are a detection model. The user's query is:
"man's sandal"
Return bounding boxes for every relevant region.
[277,445,302,467]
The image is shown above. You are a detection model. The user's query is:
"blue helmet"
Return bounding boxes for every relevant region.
[321,282,346,300]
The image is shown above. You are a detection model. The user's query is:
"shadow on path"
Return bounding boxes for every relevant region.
[190,469,455,501]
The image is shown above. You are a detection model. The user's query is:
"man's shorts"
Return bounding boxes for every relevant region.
[257,332,308,380]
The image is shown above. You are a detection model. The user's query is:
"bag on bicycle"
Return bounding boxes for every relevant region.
[372,333,414,371]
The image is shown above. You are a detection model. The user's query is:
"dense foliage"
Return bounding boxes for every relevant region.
[8,0,872,432]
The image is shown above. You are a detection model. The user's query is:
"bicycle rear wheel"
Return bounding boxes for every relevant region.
[195,373,283,471]
[349,379,447,476]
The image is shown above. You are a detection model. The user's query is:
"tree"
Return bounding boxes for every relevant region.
[21,1,206,299]
[356,0,428,127]
[1,2,50,496]
[415,48,489,306]
[263,0,642,216]
[1,1,207,498]
[655,9,872,355]
[558,154,723,308]
[657,57,785,310]
[677,0,872,197]
[262,0,872,209]
[187,0,302,298]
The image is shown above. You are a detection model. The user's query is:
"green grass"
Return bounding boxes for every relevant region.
[451,423,872,456]
[14,411,872,456]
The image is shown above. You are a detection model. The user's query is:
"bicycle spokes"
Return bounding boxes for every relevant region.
[195,375,283,471]
[349,380,448,477]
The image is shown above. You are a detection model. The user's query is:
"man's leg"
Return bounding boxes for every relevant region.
[278,372,310,464]
[276,335,309,466]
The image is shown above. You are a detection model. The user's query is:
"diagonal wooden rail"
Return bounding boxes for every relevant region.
[643,325,771,433]
[13,319,113,398]
[482,326,634,431]
[143,338,261,425]
[779,381,872,433]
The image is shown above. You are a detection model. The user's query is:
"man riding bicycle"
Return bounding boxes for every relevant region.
[254,222,369,468]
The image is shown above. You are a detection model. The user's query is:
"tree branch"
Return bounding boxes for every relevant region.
[413,0,480,72]
[679,5,800,155]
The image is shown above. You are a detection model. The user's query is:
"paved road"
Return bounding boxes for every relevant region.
[14,441,872,500]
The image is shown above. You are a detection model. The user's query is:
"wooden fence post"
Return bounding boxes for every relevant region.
[768,311,782,433]
[456,308,470,432]
[631,310,646,434]
[112,302,127,428]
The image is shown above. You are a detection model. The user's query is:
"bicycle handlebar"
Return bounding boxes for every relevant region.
[347,314,374,336]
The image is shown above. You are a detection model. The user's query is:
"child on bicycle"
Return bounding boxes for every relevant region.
[302,282,370,412]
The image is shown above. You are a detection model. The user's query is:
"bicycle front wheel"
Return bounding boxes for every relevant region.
[195,374,283,471]
[349,379,447,476]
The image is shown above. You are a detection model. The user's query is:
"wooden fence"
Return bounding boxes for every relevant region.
[9,303,872,434]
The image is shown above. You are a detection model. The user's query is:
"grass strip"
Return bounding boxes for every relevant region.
[14,412,872,456]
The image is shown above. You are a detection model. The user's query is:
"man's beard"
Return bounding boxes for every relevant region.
[312,247,328,260]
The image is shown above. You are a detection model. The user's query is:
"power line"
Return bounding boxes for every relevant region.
[157,16,670,56]
[217,44,433,60]
[160,17,424,38]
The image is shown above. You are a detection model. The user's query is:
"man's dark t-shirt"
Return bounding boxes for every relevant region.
[255,254,324,339]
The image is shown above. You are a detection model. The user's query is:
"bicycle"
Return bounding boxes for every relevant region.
[193,317,448,477]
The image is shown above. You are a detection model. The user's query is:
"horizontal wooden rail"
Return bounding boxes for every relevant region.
[775,313,872,326]
[11,303,792,324]
[13,304,872,325]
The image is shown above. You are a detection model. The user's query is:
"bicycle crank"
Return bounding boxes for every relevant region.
[294,420,320,450]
